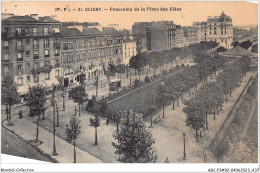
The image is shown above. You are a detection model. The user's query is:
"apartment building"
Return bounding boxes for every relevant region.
[2,14,62,95]
[122,37,136,65]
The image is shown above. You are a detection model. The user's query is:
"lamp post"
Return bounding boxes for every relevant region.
[183,132,186,160]
[161,80,165,118]
[52,96,58,156]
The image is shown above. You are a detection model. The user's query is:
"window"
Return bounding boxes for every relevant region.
[16,28,22,35]
[44,49,49,56]
[34,62,39,69]
[214,31,216,35]
[18,64,23,72]
[3,27,9,33]
[26,63,30,69]
[44,28,49,35]
[4,41,8,46]
[45,61,50,67]
[17,77,23,86]
[44,39,50,48]
[45,72,50,80]
[55,49,60,55]
[27,76,31,83]
[221,31,223,35]
[26,39,30,45]
[17,52,23,60]
[63,42,68,50]
[64,55,69,63]
[34,75,39,83]
[33,39,38,49]
[33,50,39,56]
[3,66,9,74]
[3,54,9,60]
[26,51,30,56]
[55,70,60,77]
[125,52,127,57]
[33,27,38,36]
[17,40,22,46]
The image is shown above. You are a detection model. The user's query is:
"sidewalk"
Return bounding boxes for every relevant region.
[2,115,103,163]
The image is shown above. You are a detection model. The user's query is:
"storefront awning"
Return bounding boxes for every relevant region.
[44,78,60,88]
[17,85,29,95]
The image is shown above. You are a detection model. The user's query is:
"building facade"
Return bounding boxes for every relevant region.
[122,37,136,65]
[193,11,233,48]
[2,14,62,94]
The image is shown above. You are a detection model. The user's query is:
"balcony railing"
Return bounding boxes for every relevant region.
[15,32,26,36]
[33,55,39,59]
[54,42,61,48]
[55,53,60,57]
[2,59,9,63]
[17,45,25,51]
[45,54,50,58]
[55,63,60,68]
[17,58,23,61]
[33,44,39,49]
[17,70,23,75]
[63,47,69,50]
[3,46,9,50]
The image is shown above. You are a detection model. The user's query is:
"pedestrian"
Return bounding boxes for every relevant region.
[18,110,23,119]
[6,106,9,120]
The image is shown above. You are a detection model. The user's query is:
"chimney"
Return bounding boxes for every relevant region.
[30,14,38,20]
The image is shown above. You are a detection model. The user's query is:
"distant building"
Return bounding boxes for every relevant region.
[122,37,136,65]
[183,26,198,46]
[132,22,151,53]
[193,11,233,48]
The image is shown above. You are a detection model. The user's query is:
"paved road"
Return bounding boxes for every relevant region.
[1,125,53,163]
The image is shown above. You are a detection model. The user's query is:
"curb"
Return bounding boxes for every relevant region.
[2,118,59,163]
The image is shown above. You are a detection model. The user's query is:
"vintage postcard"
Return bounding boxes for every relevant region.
[1,0,258,172]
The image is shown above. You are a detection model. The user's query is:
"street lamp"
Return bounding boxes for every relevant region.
[183,132,186,160]
[52,97,58,156]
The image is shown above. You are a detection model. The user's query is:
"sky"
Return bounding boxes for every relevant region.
[1,1,258,30]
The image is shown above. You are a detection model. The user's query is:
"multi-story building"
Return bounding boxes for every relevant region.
[183,26,199,46]
[2,14,125,94]
[2,14,62,95]
[122,37,136,65]
[133,21,184,52]
[132,22,151,53]
[206,11,233,48]
[193,11,233,48]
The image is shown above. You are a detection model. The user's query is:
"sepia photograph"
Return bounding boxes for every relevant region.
[0,0,259,172]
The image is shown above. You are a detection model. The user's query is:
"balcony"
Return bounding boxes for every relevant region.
[55,63,60,68]
[17,45,25,51]
[15,32,26,37]
[63,47,69,50]
[45,54,50,58]
[33,55,39,59]
[17,58,23,61]
[3,46,9,50]
[54,42,61,48]
[33,44,39,49]
[55,53,60,57]
[2,59,9,63]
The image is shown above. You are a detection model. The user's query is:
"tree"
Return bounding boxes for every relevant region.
[89,95,100,145]
[231,41,239,48]
[216,46,227,53]
[239,40,253,50]
[69,86,87,117]
[1,76,20,125]
[65,115,81,163]
[112,110,157,163]
[99,99,108,114]
[103,63,117,94]
[26,85,46,143]
[251,44,258,53]
[156,81,171,118]
[183,98,205,142]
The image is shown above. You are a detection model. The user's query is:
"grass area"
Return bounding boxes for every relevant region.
[107,68,183,115]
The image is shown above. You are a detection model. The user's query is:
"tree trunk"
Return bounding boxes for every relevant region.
[171,61,173,69]
[205,113,208,130]
[189,88,191,97]
[177,97,179,106]
[135,69,136,76]
[78,104,80,117]
[42,110,45,120]
[63,88,65,111]
[6,106,9,121]
[8,104,12,124]
[213,108,216,120]
[36,114,40,142]
[150,117,153,128]
[196,85,198,92]
[95,126,98,145]
[154,68,156,75]
[162,104,165,118]
[74,138,76,163]
[217,108,219,115]
[196,129,198,143]
[149,64,150,71]
[172,99,175,110]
